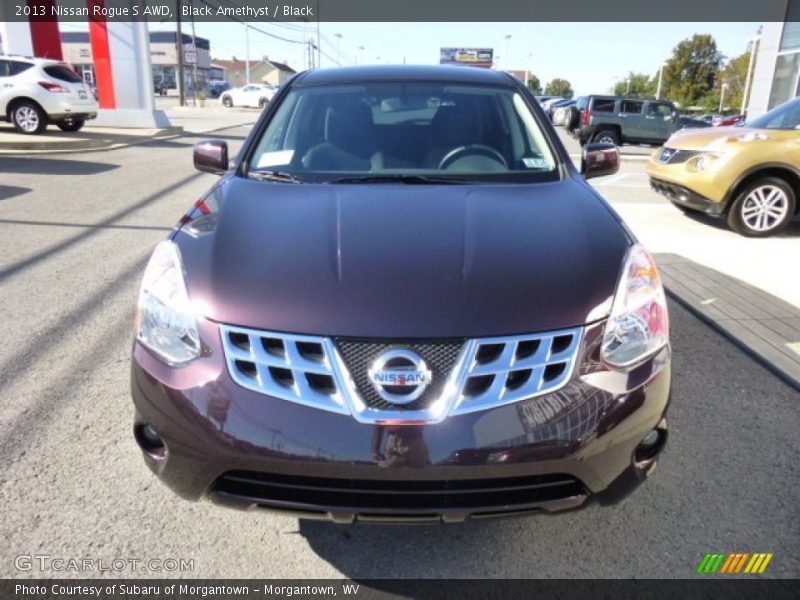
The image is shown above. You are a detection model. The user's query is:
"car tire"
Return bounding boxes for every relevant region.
[259,97,268,109]
[593,129,619,146]
[727,177,796,237]
[57,120,85,132]
[222,95,233,107]
[10,100,47,134]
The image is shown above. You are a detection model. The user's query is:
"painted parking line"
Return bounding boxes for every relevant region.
[594,173,629,186]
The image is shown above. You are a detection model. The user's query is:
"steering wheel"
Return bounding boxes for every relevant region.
[437,144,508,170]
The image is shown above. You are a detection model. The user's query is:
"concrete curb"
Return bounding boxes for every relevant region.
[0,122,252,156]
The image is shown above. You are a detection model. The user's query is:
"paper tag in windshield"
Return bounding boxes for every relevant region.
[256,150,294,169]
[522,157,548,169]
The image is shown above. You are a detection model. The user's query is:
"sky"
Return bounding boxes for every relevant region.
[62,21,761,95]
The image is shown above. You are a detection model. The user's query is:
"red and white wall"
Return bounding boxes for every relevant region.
[0,1,169,128]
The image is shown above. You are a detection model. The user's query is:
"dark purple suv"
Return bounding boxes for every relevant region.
[131,66,671,523]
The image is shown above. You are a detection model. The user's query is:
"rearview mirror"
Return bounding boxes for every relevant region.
[194,140,229,175]
[581,143,620,180]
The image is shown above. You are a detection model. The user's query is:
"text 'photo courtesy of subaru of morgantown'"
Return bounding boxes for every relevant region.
[648,97,800,237]
[130,66,671,524]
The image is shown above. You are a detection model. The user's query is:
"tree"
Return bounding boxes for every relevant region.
[526,74,542,95]
[544,78,574,99]
[613,72,656,98]
[661,34,723,108]
[701,52,750,113]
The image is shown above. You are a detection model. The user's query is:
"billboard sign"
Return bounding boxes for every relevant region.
[440,47,494,68]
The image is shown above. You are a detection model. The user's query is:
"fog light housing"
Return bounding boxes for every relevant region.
[135,424,166,458]
[634,428,667,464]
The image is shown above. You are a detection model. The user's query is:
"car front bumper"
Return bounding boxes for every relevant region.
[649,177,725,216]
[130,320,672,523]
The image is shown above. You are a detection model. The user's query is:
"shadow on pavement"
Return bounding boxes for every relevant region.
[0,185,31,201]
[681,209,800,238]
[0,157,119,176]
[0,218,172,232]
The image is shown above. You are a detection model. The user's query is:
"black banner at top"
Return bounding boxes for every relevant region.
[0,0,792,22]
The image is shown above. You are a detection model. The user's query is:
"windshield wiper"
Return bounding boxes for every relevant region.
[327,174,470,185]
[248,170,305,183]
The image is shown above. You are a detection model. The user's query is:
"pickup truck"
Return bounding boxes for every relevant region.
[567,95,709,146]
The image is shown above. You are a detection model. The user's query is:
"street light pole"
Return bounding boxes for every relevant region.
[504,33,512,70]
[741,35,760,115]
[719,82,728,112]
[656,63,665,100]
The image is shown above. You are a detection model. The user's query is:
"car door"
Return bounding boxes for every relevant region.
[242,85,261,107]
[618,99,645,140]
[0,60,12,114]
[645,101,675,142]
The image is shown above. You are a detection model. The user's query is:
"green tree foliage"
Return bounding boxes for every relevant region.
[544,78,574,99]
[526,73,542,95]
[700,52,750,113]
[661,34,723,108]
[613,72,656,98]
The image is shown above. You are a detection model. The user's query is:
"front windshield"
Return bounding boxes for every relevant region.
[248,82,558,183]
[747,98,800,130]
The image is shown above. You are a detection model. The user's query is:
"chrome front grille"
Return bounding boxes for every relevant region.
[659,147,701,164]
[220,326,349,415]
[220,325,583,424]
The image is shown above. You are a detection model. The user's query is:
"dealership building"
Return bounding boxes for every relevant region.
[746,0,800,117]
[61,30,211,93]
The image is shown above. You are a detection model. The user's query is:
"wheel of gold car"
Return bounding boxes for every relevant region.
[727,177,796,237]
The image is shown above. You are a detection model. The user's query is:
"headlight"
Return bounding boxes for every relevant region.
[601,244,669,369]
[688,151,723,172]
[135,240,201,365]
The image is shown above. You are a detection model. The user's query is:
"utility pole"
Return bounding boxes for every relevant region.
[245,24,250,84]
[190,0,198,106]
[176,0,185,106]
[316,1,321,67]
[719,82,729,113]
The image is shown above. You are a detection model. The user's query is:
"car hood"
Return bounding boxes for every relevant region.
[178,177,631,338]
[665,126,778,150]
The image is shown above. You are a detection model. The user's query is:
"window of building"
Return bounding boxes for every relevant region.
[768,53,800,109]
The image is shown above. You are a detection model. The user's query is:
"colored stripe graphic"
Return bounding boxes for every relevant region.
[698,553,773,575]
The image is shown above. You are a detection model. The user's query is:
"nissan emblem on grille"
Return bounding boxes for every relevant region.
[659,148,675,163]
[367,349,433,404]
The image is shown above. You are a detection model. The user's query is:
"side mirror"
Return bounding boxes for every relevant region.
[194,140,229,175]
[581,142,620,180]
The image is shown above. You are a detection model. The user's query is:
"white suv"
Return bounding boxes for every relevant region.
[0,55,99,134]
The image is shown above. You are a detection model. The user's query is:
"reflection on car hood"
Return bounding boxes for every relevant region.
[666,126,796,150]
[178,177,631,338]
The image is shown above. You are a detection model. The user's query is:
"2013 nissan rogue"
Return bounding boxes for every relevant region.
[130,66,671,523]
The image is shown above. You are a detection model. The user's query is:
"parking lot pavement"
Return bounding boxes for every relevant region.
[556,127,655,159]
[0,129,798,580]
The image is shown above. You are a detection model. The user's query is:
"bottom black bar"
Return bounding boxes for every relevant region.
[2,579,797,600]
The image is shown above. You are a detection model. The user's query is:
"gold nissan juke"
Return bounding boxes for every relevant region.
[648,97,800,237]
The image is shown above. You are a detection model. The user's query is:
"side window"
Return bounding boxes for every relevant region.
[620,100,643,114]
[591,98,615,113]
[0,60,10,77]
[10,61,34,76]
[648,103,673,117]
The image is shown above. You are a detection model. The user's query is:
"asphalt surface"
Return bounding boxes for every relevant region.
[0,127,798,579]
